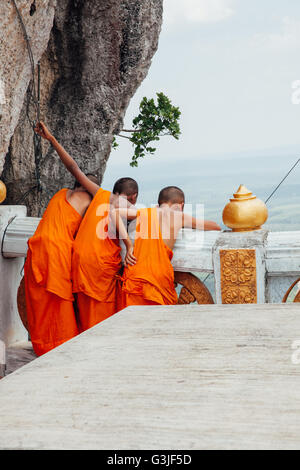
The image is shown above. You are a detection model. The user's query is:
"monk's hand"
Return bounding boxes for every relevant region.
[34,121,53,141]
[125,246,137,267]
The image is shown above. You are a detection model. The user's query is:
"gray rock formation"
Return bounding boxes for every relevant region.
[1,0,163,215]
[0,0,56,173]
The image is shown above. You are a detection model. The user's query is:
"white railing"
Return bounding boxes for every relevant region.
[2,217,40,258]
[0,206,29,348]
[2,215,300,276]
[1,206,300,349]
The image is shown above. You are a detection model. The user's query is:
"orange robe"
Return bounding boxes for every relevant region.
[24,189,81,356]
[72,188,122,332]
[122,208,178,306]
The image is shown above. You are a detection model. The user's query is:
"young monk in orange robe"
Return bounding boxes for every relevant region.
[74,177,139,324]
[120,186,221,306]
[35,122,137,334]
[24,174,97,356]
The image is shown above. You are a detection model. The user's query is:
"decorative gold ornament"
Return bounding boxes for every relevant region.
[222,184,268,232]
[174,272,214,304]
[0,180,6,204]
[220,249,257,304]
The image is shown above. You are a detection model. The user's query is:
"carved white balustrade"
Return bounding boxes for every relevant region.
[2,212,300,305]
[2,217,40,258]
[0,206,28,347]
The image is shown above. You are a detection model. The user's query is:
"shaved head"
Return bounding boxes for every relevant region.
[73,173,99,189]
[85,174,99,185]
[158,186,185,206]
[113,177,139,196]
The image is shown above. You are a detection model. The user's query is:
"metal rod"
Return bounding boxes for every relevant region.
[265,158,300,205]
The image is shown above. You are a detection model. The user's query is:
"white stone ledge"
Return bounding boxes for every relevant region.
[2,217,300,279]
[2,217,40,258]
[266,231,300,276]
[172,229,218,272]
[0,206,28,346]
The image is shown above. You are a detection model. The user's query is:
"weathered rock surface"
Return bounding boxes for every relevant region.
[1,0,163,215]
[0,0,56,174]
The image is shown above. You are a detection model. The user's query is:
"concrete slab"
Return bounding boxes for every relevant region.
[0,304,300,450]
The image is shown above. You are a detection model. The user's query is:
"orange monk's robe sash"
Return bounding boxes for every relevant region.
[24,188,81,355]
[24,250,78,356]
[27,188,82,301]
[75,292,117,333]
[122,208,178,305]
[72,188,122,302]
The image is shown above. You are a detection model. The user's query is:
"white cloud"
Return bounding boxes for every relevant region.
[164,0,236,28]
[252,17,300,51]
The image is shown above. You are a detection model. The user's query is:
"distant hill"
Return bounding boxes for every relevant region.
[104,153,300,232]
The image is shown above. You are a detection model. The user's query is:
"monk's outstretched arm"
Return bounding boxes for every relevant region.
[110,209,137,266]
[113,207,138,223]
[34,121,100,197]
[182,213,221,231]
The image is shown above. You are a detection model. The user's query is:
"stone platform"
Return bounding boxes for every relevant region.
[1,304,300,450]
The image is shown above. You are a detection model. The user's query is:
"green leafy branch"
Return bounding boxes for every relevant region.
[113,92,181,167]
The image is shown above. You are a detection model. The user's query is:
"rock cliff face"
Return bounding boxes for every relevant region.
[0,0,56,173]
[1,0,163,215]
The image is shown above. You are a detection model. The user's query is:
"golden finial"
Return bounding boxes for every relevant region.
[222,184,268,232]
[0,180,6,204]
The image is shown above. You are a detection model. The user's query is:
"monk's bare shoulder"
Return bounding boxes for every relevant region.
[68,190,91,203]
[67,190,92,216]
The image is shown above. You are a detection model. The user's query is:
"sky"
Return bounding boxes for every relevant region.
[103,0,300,203]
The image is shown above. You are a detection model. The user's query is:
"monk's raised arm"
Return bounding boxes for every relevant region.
[34,122,100,197]
[182,213,221,231]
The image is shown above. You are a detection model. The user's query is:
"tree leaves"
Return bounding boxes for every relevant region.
[113,92,181,167]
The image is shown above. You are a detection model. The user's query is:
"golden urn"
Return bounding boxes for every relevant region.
[0,180,6,204]
[222,185,268,232]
